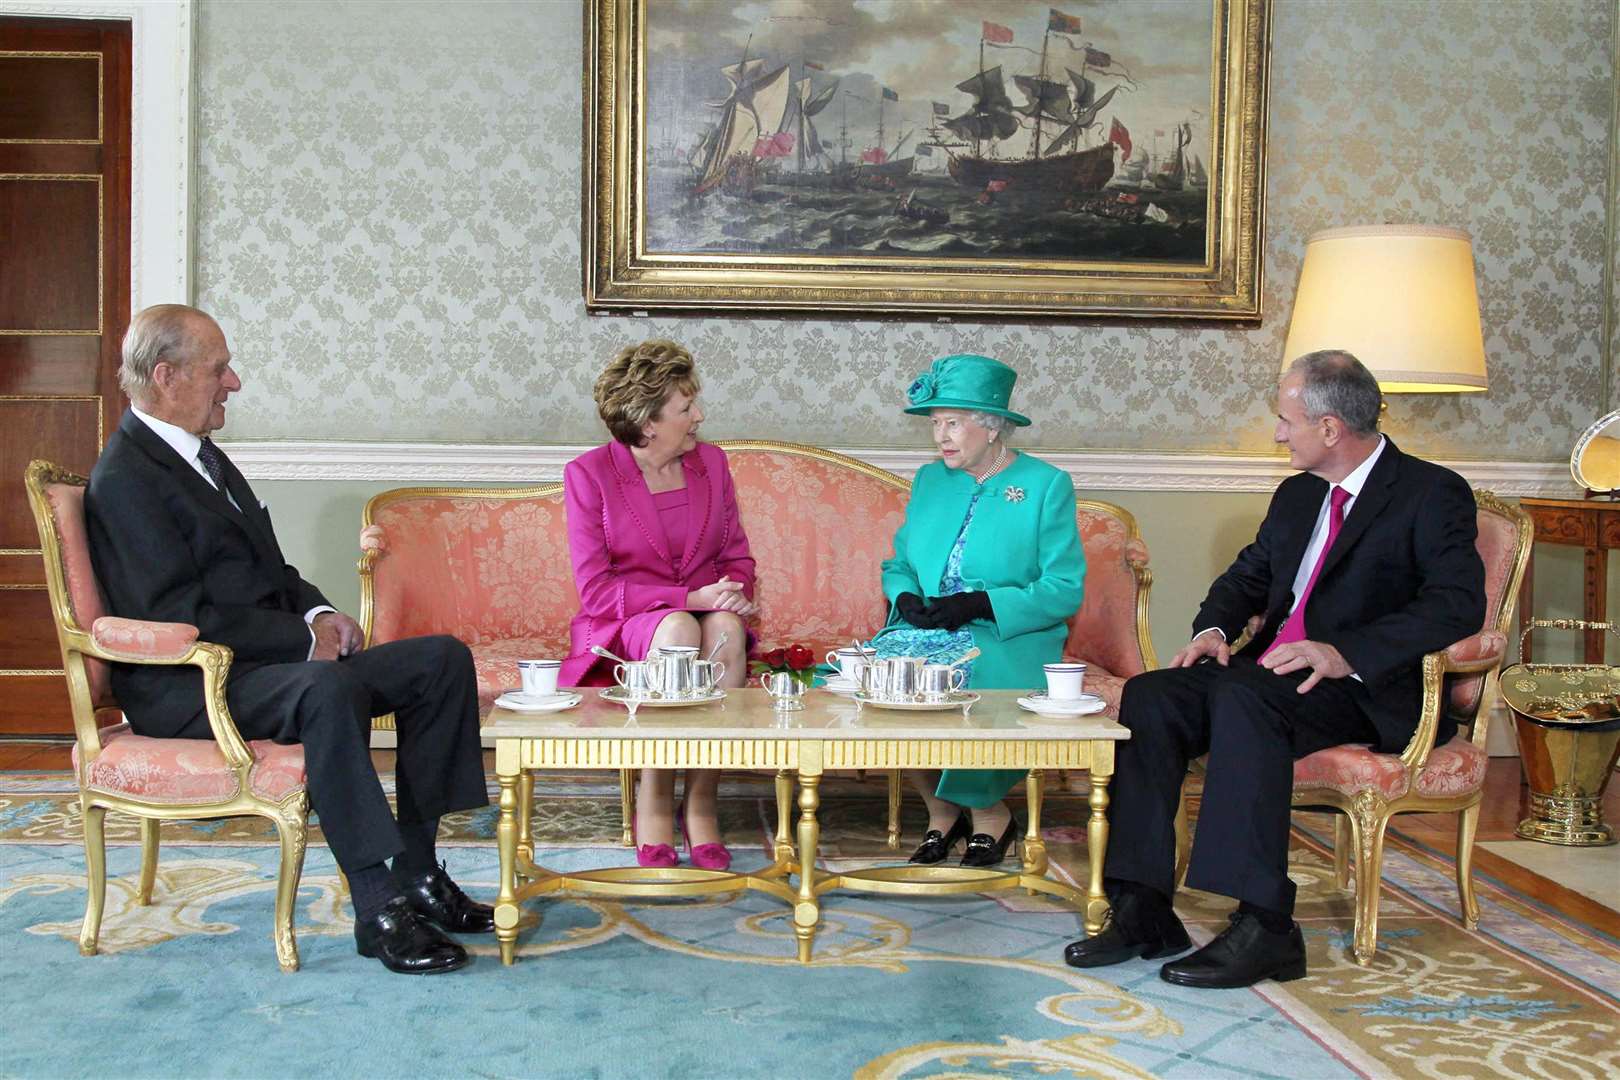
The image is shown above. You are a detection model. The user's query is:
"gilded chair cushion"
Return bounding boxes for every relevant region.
[45,481,114,708]
[73,723,306,804]
[91,616,199,660]
[1292,734,1488,802]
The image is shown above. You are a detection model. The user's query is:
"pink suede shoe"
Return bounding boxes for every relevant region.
[631,818,678,868]
[678,801,732,872]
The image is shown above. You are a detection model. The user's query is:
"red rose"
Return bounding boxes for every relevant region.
[786,644,815,670]
[764,647,787,668]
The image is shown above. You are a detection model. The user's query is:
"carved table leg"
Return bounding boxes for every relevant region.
[494,742,522,965]
[1085,749,1112,937]
[794,745,824,963]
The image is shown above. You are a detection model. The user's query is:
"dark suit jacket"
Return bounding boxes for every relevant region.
[84,410,331,735]
[1193,439,1484,751]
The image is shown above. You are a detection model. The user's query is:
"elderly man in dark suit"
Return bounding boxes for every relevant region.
[85,304,493,975]
[1064,350,1484,988]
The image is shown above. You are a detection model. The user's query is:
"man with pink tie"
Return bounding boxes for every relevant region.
[1064,351,1484,988]
[560,340,755,870]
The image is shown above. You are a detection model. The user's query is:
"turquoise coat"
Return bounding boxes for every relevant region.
[880,452,1086,807]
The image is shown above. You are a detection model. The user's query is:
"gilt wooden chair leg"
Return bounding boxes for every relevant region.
[1350,796,1392,965]
[271,802,308,973]
[1456,802,1482,929]
[79,803,107,957]
[138,818,160,905]
[1333,814,1351,889]
[1172,785,1191,889]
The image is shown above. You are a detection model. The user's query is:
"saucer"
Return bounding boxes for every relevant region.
[1016,691,1105,717]
[495,690,582,713]
[821,676,861,696]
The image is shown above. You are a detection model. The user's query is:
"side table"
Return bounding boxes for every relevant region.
[1516,497,1619,663]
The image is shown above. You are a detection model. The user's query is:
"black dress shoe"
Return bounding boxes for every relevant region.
[960,815,1020,868]
[1064,890,1191,968]
[400,862,496,934]
[1160,912,1307,988]
[909,810,972,865]
[354,897,470,975]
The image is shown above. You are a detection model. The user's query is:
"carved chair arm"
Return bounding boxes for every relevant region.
[69,626,253,771]
[1396,630,1507,773]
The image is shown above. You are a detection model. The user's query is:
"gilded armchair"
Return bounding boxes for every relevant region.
[25,460,310,972]
[1174,490,1533,965]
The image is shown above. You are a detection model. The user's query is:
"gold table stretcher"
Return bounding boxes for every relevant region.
[482,688,1129,965]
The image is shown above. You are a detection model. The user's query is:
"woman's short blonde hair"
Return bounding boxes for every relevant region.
[594,339,702,446]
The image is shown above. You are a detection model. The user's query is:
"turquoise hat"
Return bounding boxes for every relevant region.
[903,354,1031,426]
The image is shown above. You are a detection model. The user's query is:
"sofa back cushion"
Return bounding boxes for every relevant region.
[366,489,575,653]
[1062,503,1153,679]
[723,444,909,653]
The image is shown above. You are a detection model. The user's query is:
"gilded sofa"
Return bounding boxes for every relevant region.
[357,441,1156,730]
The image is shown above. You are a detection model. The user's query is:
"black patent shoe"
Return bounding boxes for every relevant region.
[400,861,496,934]
[960,815,1020,868]
[908,810,972,865]
[355,897,471,974]
[1160,912,1306,989]
[1064,891,1191,968]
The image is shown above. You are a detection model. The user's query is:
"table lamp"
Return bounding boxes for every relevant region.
[1281,224,1487,393]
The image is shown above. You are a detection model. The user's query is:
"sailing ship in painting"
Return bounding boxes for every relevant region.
[651,5,1209,259]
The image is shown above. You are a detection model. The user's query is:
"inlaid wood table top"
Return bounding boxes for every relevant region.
[482,687,1129,742]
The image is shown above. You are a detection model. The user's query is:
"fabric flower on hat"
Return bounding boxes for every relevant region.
[907,358,948,405]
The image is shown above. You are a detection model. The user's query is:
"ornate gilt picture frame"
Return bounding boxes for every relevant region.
[584,0,1270,320]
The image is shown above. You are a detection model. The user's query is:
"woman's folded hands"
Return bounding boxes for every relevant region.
[896,590,993,631]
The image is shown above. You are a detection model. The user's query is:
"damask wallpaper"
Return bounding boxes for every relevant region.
[193,0,1615,460]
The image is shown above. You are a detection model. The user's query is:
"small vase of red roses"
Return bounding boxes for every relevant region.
[753,643,816,710]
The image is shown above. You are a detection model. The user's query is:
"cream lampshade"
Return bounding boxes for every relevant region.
[1281,224,1488,393]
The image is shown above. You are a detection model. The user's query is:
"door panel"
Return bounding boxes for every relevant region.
[0,17,130,736]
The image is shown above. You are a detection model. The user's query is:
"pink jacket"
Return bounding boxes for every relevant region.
[559,440,756,686]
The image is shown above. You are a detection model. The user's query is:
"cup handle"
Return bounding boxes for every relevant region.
[825,650,839,668]
[951,669,967,692]
[757,673,771,694]
[613,663,627,687]
[711,662,726,685]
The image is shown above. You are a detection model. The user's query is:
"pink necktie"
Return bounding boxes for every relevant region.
[1263,485,1350,657]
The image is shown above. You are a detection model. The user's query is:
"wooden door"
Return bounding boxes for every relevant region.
[0,17,131,735]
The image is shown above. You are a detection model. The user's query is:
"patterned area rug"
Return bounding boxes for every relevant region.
[1,771,1616,1079]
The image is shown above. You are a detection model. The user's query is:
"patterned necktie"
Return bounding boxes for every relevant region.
[197,437,228,492]
[1263,485,1351,657]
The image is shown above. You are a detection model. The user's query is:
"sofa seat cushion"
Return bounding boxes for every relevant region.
[74,723,306,804]
[1291,735,1487,801]
[469,638,562,716]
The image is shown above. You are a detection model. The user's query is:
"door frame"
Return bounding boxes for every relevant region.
[1,0,192,308]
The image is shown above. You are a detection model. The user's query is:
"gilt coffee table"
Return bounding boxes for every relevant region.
[481,687,1129,965]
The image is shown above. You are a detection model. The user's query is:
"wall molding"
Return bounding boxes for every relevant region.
[1,0,193,308]
[218,438,1581,497]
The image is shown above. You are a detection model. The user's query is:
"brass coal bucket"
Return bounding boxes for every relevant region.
[1502,619,1620,846]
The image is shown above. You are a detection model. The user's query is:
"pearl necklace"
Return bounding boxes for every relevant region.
[970,441,1010,484]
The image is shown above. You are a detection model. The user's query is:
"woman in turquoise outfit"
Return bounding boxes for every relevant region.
[873,354,1085,867]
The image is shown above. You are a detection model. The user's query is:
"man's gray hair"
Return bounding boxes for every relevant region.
[1287,350,1382,436]
[118,304,207,405]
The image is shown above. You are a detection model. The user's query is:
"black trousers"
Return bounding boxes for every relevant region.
[1104,657,1379,914]
[177,635,488,872]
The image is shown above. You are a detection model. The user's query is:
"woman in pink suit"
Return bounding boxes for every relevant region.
[560,340,755,870]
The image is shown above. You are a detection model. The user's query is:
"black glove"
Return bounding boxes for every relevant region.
[923,591,993,631]
[895,592,938,629]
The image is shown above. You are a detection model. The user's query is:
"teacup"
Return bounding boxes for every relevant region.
[613,661,660,698]
[919,663,967,700]
[826,646,876,685]
[517,658,561,699]
[1043,662,1087,701]
[692,659,727,695]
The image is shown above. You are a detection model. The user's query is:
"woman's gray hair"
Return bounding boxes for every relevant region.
[1287,350,1382,436]
[967,411,1013,438]
[118,304,204,405]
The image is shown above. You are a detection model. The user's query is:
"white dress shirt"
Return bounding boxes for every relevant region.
[129,407,331,658]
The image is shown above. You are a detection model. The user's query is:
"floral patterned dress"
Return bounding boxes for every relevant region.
[866,487,982,683]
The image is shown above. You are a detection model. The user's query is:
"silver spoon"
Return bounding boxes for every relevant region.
[591,644,630,666]
[946,647,981,669]
[703,632,729,663]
